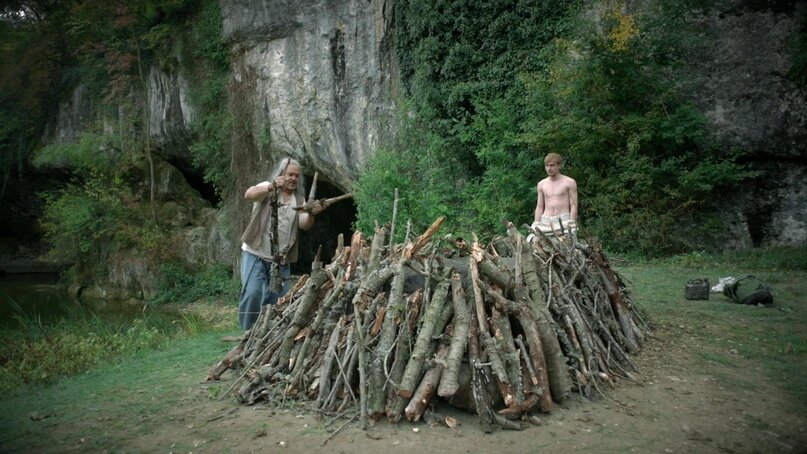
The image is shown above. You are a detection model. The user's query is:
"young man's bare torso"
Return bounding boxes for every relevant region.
[534,155,578,224]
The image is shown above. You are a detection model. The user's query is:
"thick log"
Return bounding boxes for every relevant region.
[270,255,329,375]
[405,343,449,421]
[288,267,347,392]
[471,241,514,292]
[352,290,370,428]
[345,231,363,281]
[467,299,493,433]
[469,251,515,407]
[386,291,422,421]
[367,226,388,274]
[490,306,524,404]
[487,285,552,413]
[437,273,470,397]
[403,216,446,259]
[315,316,345,409]
[207,340,246,381]
[367,255,407,419]
[508,222,571,402]
[398,277,451,399]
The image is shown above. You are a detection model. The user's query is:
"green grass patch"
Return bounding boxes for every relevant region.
[0,329,239,452]
[619,255,807,411]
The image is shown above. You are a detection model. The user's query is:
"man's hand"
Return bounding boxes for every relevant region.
[309,200,326,216]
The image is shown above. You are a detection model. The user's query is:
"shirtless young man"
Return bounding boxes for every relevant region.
[533,153,578,234]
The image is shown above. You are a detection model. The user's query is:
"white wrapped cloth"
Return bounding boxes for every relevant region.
[527,213,577,242]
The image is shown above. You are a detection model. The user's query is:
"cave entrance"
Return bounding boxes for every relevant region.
[293,177,357,273]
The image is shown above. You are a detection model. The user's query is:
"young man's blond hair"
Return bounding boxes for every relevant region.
[544,152,562,166]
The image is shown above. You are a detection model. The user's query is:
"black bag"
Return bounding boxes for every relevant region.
[722,275,774,306]
[685,278,709,300]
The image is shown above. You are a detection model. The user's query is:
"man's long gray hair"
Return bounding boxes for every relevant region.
[269,157,306,199]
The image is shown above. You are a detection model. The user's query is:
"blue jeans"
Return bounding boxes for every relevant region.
[238,250,290,330]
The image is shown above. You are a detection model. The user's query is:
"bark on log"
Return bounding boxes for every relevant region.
[468,251,515,407]
[270,255,328,375]
[437,273,470,397]
[398,277,451,399]
[487,286,553,413]
[508,223,571,402]
[207,340,246,381]
[367,255,407,419]
[490,306,525,404]
[467,300,494,433]
[387,291,422,421]
[405,343,449,421]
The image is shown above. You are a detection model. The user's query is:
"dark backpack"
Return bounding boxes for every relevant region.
[722,275,774,306]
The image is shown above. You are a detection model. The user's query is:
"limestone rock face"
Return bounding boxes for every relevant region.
[221,0,398,191]
[683,3,807,246]
[42,84,96,147]
[148,64,195,161]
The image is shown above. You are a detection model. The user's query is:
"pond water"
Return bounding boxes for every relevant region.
[0,274,151,329]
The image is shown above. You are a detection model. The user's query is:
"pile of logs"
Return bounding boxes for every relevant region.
[208,217,646,431]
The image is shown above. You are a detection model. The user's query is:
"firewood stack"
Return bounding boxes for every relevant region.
[208,216,646,431]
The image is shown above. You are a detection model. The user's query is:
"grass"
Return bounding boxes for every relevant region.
[618,248,807,410]
[0,329,239,452]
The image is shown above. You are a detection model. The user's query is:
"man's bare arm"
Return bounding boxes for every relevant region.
[534,182,545,223]
[299,212,314,231]
[568,179,579,221]
[244,181,273,201]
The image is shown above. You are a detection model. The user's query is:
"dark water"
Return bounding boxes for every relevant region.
[0,274,148,329]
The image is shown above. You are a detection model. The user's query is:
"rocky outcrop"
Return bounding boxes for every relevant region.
[148,63,196,161]
[42,84,96,146]
[89,160,234,300]
[684,2,807,246]
[222,0,399,191]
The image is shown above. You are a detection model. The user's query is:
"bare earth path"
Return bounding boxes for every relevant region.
[132,322,804,454]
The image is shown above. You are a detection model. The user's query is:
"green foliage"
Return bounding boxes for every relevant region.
[0,9,63,197]
[187,0,232,198]
[33,133,123,174]
[357,0,577,238]
[518,3,752,254]
[355,105,462,238]
[361,0,754,255]
[151,263,239,305]
[29,0,231,285]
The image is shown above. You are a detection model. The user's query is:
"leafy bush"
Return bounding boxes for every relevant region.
[0,314,169,393]
[187,0,232,199]
[151,263,239,305]
[358,0,754,255]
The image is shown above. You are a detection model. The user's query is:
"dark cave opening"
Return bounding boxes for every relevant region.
[171,160,221,206]
[293,177,357,273]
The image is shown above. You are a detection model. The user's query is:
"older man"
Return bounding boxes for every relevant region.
[238,157,323,330]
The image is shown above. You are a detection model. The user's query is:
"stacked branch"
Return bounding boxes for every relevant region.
[208,217,646,431]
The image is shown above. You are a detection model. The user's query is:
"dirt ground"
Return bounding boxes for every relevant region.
[105,320,803,454]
